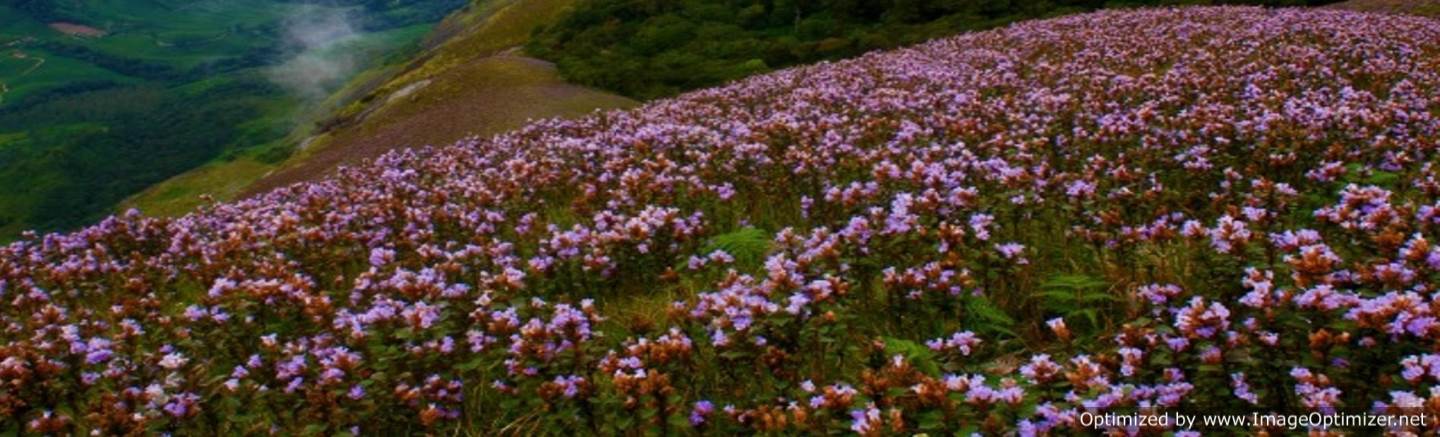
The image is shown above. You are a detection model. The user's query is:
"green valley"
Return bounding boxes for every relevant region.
[0,0,467,238]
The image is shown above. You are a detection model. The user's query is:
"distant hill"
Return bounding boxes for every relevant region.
[0,0,467,239]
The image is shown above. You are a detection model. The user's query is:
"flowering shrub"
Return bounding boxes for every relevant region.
[3,6,1440,434]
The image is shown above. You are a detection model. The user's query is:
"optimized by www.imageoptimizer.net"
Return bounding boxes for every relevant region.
[1079,410,1428,431]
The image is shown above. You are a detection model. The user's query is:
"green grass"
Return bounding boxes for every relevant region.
[0,5,52,36]
[8,1,288,84]
[121,157,275,217]
[0,131,26,147]
[702,227,771,270]
[0,122,106,235]
[0,49,139,103]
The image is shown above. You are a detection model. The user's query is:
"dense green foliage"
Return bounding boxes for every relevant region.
[531,0,1338,99]
[0,80,277,232]
[0,0,466,239]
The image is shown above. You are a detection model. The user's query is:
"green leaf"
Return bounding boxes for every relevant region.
[702,227,771,268]
[968,296,1015,328]
[1080,293,1120,303]
[1040,274,1108,292]
[883,337,941,376]
[1075,308,1100,328]
[302,424,327,436]
[456,357,486,371]
[668,412,692,430]
[1367,171,1400,187]
[1035,290,1080,303]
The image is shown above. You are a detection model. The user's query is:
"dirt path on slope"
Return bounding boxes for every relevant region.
[1,48,46,105]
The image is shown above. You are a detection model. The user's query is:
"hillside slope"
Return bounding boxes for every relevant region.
[124,0,635,216]
[1333,0,1440,16]
[5,6,1440,435]
[529,0,1342,100]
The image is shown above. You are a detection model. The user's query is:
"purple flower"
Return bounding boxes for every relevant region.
[996,243,1031,263]
[1231,373,1259,405]
[689,400,714,426]
[850,403,882,434]
[159,352,189,370]
[369,247,396,267]
[83,339,113,365]
[927,331,982,356]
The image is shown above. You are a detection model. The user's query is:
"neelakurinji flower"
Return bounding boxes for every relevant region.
[3,5,1440,434]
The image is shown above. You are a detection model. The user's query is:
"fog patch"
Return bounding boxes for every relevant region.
[267,5,365,100]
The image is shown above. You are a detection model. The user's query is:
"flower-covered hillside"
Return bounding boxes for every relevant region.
[4,6,1440,435]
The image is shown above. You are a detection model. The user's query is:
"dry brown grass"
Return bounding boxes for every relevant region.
[242,55,635,196]
[1331,0,1440,17]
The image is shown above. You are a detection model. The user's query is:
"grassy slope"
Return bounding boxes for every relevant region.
[1332,0,1440,16]
[124,0,636,215]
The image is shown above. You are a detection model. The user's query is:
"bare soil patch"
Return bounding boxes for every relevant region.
[48,22,107,38]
